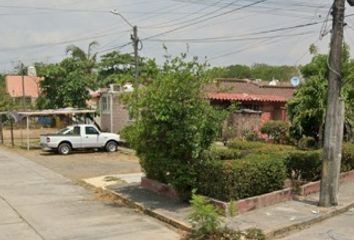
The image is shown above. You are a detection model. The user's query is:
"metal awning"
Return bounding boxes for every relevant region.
[0,109,96,150]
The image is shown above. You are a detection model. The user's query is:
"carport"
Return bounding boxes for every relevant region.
[0,109,96,150]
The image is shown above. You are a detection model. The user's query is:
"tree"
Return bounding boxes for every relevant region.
[287,44,354,143]
[209,64,299,81]
[36,56,96,109]
[97,51,158,87]
[66,41,98,74]
[122,55,226,198]
[0,74,15,111]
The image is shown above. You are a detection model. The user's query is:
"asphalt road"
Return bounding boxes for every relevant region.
[282,208,354,240]
[0,149,179,240]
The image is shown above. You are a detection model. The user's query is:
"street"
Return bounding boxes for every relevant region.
[0,149,179,240]
[282,208,354,240]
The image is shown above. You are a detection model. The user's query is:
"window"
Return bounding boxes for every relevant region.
[73,126,80,135]
[101,95,110,113]
[85,126,99,135]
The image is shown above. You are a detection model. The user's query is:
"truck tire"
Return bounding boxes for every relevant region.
[58,142,71,155]
[105,141,118,152]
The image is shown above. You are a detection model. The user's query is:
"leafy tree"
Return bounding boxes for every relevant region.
[209,64,299,81]
[97,51,159,87]
[0,74,15,111]
[287,44,354,142]
[66,41,98,74]
[122,55,226,197]
[36,56,96,109]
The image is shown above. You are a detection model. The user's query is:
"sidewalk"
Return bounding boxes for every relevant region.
[0,149,180,240]
[90,176,354,239]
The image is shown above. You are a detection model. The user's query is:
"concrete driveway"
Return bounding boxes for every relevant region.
[0,149,179,240]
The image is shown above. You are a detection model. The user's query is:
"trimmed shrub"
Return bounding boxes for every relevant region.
[297,136,318,150]
[203,146,242,161]
[286,144,354,182]
[285,150,322,182]
[195,154,287,201]
[226,138,266,150]
[260,121,290,144]
[342,143,354,172]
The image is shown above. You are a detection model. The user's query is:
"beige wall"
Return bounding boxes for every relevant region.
[100,93,131,133]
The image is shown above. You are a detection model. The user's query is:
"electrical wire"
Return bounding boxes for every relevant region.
[141,0,269,41]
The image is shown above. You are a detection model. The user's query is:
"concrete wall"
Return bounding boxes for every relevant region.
[100,93,131,133]
[222,110,262,140]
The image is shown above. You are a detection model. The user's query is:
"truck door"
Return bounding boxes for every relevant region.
[70,126,82,148]
[82,126,100,148]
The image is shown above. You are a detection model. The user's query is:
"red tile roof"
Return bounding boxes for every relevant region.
[206,78,295,103]
[5,75,41,98]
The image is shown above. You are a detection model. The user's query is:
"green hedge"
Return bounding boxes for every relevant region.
[342,143,354,171]
[285,150,322,182]
[226,139,266,150]
[203,146,242,161]
[286,143,354,182]
[195,154,287,201]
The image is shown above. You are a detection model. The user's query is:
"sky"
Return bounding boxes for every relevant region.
[1,0,354,73]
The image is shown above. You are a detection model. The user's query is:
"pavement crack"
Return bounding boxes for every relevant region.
[0,193,46,240]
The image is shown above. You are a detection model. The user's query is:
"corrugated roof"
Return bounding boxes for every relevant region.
[206,78,295,103]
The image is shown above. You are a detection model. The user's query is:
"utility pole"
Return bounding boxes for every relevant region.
[319,0,346,207]
[132,25,139,89]
[21,63,26,111]
[111,10,140,88]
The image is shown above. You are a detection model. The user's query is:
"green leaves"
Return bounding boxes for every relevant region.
[37,58,95,109]
[122,55,226,196]
[287,44,354,142]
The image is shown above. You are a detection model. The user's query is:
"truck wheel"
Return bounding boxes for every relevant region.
[58,143,71,155]
[105,141,118,152]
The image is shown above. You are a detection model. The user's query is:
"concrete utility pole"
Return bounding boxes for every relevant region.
[319,0,346,207]
[132,25,139,89]
[21,63,26,111]
[111,10,140,88]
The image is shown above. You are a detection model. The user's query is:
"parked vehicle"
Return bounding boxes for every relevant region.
[40,124,120,155]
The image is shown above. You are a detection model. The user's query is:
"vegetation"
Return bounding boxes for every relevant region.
[208,63,298,81]
[288,44,354,143]
[0,74,15,111]
[260,120,290,144]
[122,55,226,198]
[195,153,287,201]
[187,192,266,240]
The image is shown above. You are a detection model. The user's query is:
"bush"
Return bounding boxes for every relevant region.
[297,136,318,150]
[187,193,265,240]
[241,129,260,141]
[285,150,322,182]
[260,121,290,144]
[226,138,266,150]
[122,56,226,199]
[342,143,354,172]
[188,192,222,238]
[203,146,242,161]
[195,154,287,201]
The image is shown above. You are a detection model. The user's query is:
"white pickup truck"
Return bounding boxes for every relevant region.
[40,124,120,155]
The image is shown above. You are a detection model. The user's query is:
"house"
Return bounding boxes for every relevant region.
[5,75,41,105]
[206,78,296,138]
[98,84,133,133]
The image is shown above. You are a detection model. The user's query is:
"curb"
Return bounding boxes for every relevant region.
[103,187,192,232]
[266,200,354,239]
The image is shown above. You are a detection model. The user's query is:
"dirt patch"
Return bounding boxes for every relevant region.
[0,145,141,180]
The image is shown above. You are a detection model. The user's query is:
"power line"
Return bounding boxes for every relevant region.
[0,29,130,52]
[141,0,269,41]
[145,31,314,43]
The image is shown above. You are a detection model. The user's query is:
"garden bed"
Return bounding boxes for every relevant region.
[142,169,354,215]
